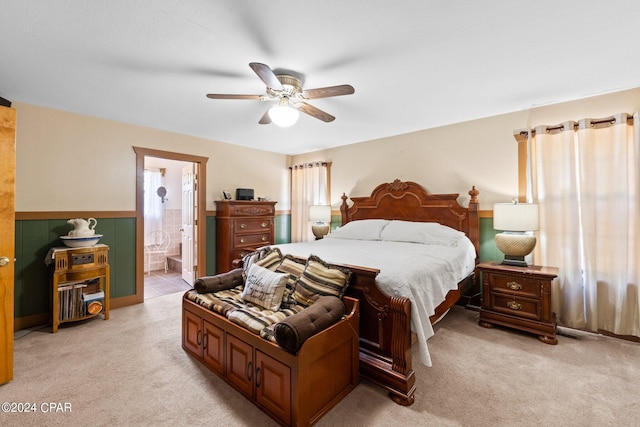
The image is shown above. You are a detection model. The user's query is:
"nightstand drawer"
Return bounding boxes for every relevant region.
[489,293,540,321]
[486,272,541,299]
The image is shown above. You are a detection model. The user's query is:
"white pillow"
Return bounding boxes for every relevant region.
[380,220,466,246]
[241,263,288,311]
[325,219,390,241]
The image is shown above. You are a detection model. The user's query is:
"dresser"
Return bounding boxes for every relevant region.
[215,200,277,273]
[478,262,558,344]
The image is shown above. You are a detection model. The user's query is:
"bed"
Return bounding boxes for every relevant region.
[270,179,480,405]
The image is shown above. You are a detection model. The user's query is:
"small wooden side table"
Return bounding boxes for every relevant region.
[477,262,558,344]
[47,245,110,333]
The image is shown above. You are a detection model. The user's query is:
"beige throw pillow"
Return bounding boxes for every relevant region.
[241,263,288,311]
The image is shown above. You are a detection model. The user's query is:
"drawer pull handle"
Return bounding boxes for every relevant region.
[507,301,522,310]
[239,223,246,229]
[240,238,245,243]
[246,361,253,381]
[506,281,522,291]
[261,222,267,228]
[261,236,267,241]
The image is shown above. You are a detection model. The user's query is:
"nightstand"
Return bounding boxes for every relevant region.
[477,262,558,344]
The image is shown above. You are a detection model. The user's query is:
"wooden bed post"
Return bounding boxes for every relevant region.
[340,193,349,225]
[468,186,480,260]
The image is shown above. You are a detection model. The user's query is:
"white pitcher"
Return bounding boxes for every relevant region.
[67,218,97,237]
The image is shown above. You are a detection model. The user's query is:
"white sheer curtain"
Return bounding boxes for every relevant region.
[529,112,640,336]
[290,162,329,242]
[144,169,163,245]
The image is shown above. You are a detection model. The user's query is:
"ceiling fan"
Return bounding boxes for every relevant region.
[206,63,355,127]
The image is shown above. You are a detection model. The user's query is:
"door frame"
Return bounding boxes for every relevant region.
[133,147,208,303]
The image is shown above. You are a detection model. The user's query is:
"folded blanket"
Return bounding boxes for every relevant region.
[194,268,244,294]
[274,296,345,354]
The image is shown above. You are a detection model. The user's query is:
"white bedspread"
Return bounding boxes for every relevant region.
[270,237,477,367]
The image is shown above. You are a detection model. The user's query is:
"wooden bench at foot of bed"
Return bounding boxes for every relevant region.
[182,293,360,427]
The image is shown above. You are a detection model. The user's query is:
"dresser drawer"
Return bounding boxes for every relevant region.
[234,218,273,234]
[486,272,541,299]
[234,233,271,248]
[232,248,259,261]
[489,293,540,321]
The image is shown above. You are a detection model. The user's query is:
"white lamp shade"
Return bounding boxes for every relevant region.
[308,205,331,223]
[493,203,539,231]
[268,103,299,127]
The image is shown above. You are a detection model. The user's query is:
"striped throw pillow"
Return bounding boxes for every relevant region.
[275,255,306,309]
[293,255,352,307]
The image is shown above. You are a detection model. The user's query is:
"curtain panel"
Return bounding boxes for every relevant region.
[527,113,639,337]
[290,162,329,242]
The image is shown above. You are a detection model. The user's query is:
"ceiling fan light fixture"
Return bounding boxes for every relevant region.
[268,98,299,127]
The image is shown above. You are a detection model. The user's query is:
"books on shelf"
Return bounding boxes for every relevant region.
[57,279,104,321]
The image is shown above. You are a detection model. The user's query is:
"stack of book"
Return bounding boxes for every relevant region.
[57,278,104,321]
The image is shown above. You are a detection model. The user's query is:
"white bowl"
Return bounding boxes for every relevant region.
[59,234,103,248]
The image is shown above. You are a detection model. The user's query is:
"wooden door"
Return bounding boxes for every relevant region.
[0,106,16,384]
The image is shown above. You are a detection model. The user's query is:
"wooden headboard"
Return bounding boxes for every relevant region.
[339,179,480,260]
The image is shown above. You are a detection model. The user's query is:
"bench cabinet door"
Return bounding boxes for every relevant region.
[203,320,225,375]
[226,333,254,398]
[255,350,291,425]
[182,309,203,358]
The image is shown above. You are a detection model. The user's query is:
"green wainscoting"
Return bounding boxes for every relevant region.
[479,217,501,262]
[14,217,136,319]
[205,215,216,276]
[274,213,290,244]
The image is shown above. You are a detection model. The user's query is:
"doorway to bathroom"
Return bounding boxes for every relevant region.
[143,156,193,299]
[133,147,208,302]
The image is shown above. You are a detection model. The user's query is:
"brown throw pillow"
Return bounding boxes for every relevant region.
[194,268,244,294]
[274,295,345,353]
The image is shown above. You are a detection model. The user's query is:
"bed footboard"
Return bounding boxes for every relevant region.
[343,264,416,405]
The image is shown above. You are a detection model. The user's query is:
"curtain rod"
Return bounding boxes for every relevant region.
[516,114,634,138]
[288,161,329,170]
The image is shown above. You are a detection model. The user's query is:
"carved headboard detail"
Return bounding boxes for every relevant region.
[339,179,480,260]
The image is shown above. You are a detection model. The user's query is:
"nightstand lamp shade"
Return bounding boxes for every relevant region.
[309,205,331,239]
[493,202,539,267]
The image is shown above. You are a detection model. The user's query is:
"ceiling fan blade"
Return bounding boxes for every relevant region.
[301,84,354,99]
[206,94,263,100]
[258,109,272,125]
[297,102,335,122]
[249,62,283,90]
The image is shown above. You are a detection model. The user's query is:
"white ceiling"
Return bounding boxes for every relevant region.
[2,1,639,155]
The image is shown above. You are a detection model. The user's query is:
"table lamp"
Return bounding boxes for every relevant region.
[493,201,539,267]
[308,205,331,239]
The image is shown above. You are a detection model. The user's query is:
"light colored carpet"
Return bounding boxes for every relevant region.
[2,291,639,426]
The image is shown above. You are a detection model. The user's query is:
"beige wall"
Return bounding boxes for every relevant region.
[14,102,289,212]
[14,87,640,213]
[291,88,640,210]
